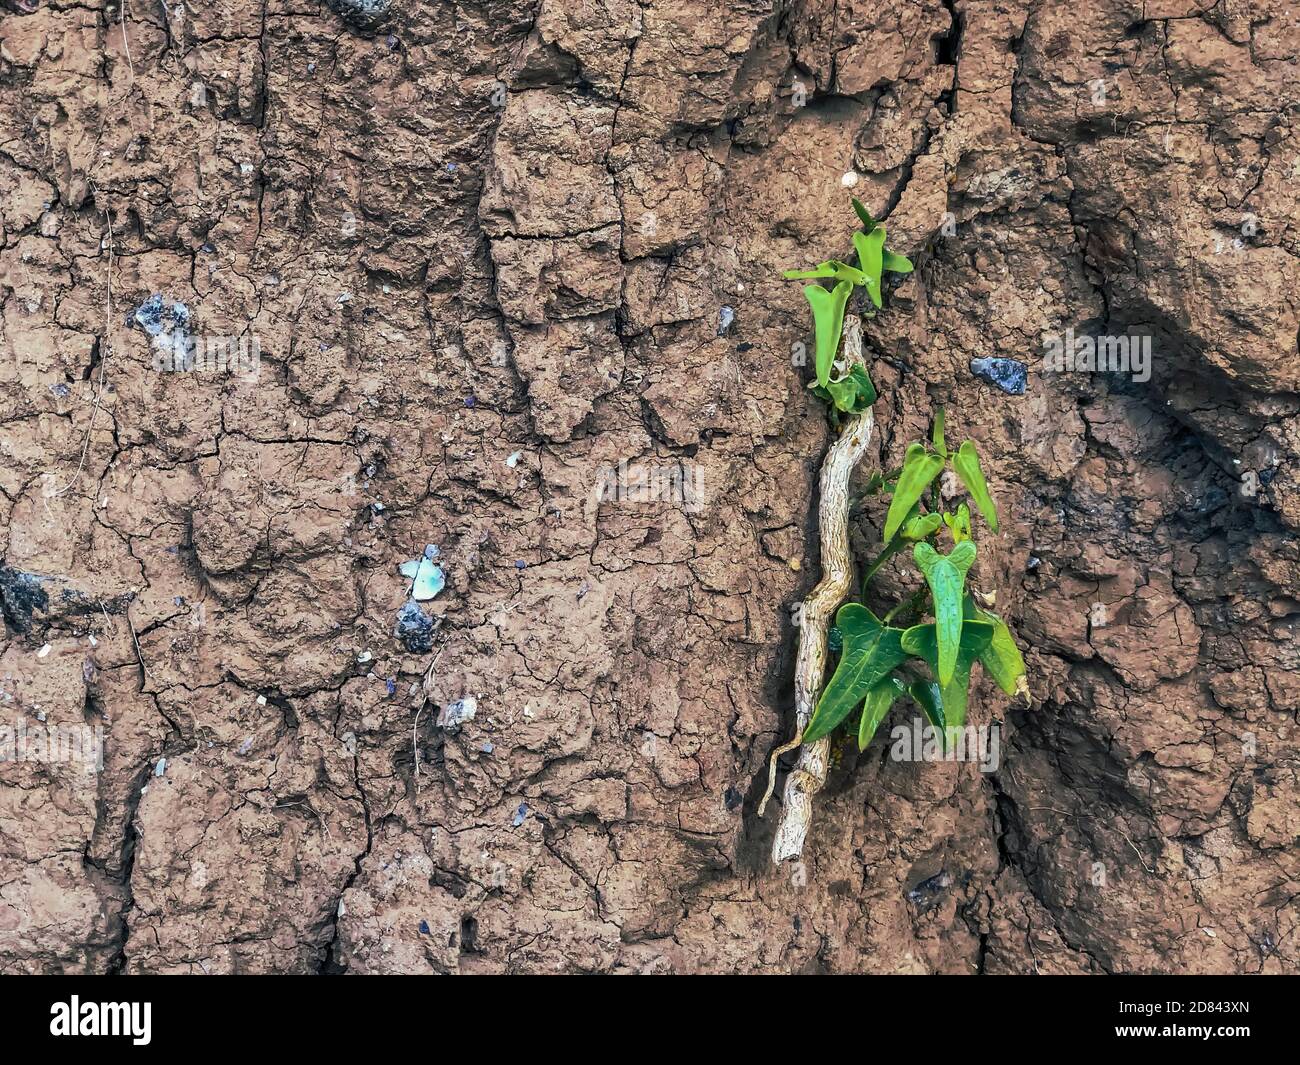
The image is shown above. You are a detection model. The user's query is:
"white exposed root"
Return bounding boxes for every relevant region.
[760,315,874,865]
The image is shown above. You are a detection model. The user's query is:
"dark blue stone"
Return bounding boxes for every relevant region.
[969,357,1027,395]
[395,601,435,653]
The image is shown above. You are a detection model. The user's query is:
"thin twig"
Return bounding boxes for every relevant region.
[761,317,875,864]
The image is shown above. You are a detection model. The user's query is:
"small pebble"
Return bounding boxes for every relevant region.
[512,803,529,828]
[969,357,1027,395]
[514,560,527,570]
[717,305,735,336]
[438,696,478,730]
[464,396,476,408]
[154,757,167,777]
[788,558,801,572]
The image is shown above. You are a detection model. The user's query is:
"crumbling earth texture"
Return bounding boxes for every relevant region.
[1,0,1298,973]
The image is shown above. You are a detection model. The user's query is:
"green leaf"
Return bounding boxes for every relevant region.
[953,440,999,533]
[783,262,837,280]
[902,511,942,542]
[804,604,909,744]
[882,249,914,275]
[882,444,945,544]
[932,409,946,455]
[973,607,1028,699]
[824,363,877,413]
[851,197,876,232]
[804,280,853,388]
[908,679,945,734]
[853,227,886,308]
[784,259,869,285]
[943,502,972,544]
[913,541,977,687]
[900,620,995,735]
[858,674,907,750]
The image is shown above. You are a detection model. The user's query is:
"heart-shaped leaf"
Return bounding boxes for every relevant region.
[824,363,877,414]
[903,511,942,542]
[804,604,909,744]
[853,227,886,308]
[882,249,914,275]
[882,443,945,544]
[784,259,869,285]
[943,502,972,544]
[900,620,995,736]
[908,679,945,734]
[965,602,1028,699]
[913,540,978,687]
[953,440,998,532]
[804,280,853,387]
[858,674,907,750]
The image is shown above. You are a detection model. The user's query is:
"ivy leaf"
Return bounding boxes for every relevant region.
[902,510,942,542]
[882,249,914,275]
[882,443,945,544]
[805,604,909,744]
[853,227,887,308]
[943,502,972,544]
[824,364,877,413]
[908,679,945,734]
[858,674,907,750]
[783,262,838,280]
[953,440,999,533]
[913,540,978,687]
[851,197,877,232]
[784,259,869,285]
[971,606,1028,699]
[900,620,995,736]
[804,280,853,388]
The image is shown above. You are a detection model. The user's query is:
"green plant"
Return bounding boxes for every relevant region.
[782,201,1027,754]
[802,414,1028,751]
[782,198,913,410]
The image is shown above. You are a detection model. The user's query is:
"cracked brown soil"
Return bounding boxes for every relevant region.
[1,0,1298,974]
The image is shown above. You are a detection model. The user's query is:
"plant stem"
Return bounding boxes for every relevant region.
[762,316,874,865]
[862,539,903,587]
[883,587,927,625]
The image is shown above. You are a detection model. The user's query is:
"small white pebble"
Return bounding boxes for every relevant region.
[256,695,267,706]
[841,170,860,188]
[506,450,522,468]
[37,644,51,658]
